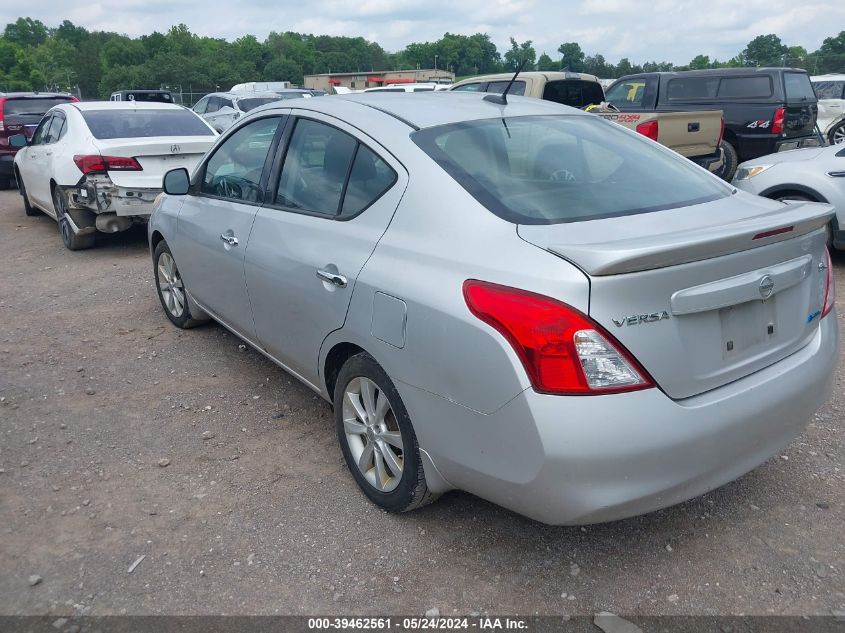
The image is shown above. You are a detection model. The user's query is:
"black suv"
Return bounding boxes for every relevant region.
[0,92,78,189]
[605,68,820,180]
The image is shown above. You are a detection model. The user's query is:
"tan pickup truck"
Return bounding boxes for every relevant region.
[449,72,724,170]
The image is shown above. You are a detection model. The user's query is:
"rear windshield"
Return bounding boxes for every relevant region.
[80,109,214,139]
[784,73,816,102]
[412,115,730,225]
[120,92,172,102]
[4,97,73,117]
[543,80,605,108]
[238,97,283,111]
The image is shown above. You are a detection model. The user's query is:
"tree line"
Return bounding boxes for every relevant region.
[1,17,843,99]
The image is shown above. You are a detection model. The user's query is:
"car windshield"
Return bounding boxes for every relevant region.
[412,115,731,225]
[4,97,73,117]
[238,97,283,111]
[81,109,214,139]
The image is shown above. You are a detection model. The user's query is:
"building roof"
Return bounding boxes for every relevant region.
[305,69,446,77]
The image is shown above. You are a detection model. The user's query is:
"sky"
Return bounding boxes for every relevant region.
[3,0,844,65]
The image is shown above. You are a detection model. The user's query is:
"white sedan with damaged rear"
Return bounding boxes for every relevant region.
[11,101,216,250]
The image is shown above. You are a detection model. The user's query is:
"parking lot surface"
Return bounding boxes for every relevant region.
[1,189,843,617]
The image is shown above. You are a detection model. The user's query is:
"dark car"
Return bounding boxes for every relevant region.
[0,92,78,189]
[605,68,820,180]
[109,90,174,104]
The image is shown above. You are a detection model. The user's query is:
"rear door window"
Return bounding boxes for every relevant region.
[339,145,397,217]
[30,114,53,145]
[44,113,66,143]
[452,83,484,92]
[605,78,654,108]
[192,97,209,114]
[205,97,222,114]
[486,81,526,96]
[813,81,845,100]
[718,76,773,99]
[784,73,816,102]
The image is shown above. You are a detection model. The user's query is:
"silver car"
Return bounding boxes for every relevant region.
[733,144,845,249]
[191,91,307,132]
[148,93,838,525]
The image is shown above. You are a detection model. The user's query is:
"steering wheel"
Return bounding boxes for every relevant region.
[214,175,261,201]
[549,168,577,182]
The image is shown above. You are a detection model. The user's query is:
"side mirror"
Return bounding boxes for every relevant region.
[163,168,190,196]
[8,134,28,149]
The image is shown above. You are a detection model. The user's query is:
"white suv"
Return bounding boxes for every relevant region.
[812,74,845,145]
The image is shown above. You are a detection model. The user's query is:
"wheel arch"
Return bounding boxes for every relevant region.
[759,184,827,203]
[323,341,369,400]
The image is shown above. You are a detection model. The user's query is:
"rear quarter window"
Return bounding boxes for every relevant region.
[80,109,214,139]
[718,76,772,99]
[666,77,719,100]
[813,81,845,100]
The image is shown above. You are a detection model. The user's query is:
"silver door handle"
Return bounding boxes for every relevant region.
[220,234,239,246]
[316,269,347,288]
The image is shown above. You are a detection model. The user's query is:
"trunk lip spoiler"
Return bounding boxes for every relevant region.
[542,202,834,276]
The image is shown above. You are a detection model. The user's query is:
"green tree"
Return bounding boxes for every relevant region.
[689,54,710,69]
[504,38,535,70]
[537,53,557,71]
[3,17,48,48]
[743,34,788,66]
[557,42,585,72]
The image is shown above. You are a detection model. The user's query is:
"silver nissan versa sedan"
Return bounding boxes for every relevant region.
[148,92,838,525]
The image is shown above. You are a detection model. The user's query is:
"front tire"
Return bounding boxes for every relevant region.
[153,240,206,328]
[334,353,437,513]
[53,187,95,250]
[17,172,40,217]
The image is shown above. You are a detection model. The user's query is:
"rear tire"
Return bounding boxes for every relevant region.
[334,353,438,513]
[0,176,11,190]
[53,186,95,250]
[714,140,739,182]
[17,173,40,217]
[153,240,206,329]
[829,120,845,146]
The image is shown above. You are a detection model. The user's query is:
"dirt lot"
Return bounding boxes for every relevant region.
[0,188,843,617]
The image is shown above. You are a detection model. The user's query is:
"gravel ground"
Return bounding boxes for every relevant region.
[0,188,843,617]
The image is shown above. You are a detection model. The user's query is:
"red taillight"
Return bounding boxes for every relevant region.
[717,116,725,146]
[635,119,659,142]
[772,107,785,135]
[0,97,5,133]
[73,154,142,174]
[463,280,654,395]
[822,249,835,318]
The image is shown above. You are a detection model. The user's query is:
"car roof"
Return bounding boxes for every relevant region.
[206,91,290,99]
[452,71,600,85]
[0,92,75,99]
[68,101,186,111]
[252,91,588,130]
[623,67,807,78]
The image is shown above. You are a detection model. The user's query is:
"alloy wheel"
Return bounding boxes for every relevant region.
[833,125,845,145]
[157,252,186,318]
[342,376,404,492]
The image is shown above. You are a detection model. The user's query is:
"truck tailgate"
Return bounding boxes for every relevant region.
[600,110,722,159]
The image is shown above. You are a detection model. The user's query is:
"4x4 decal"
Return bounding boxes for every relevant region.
[747,120,771,129]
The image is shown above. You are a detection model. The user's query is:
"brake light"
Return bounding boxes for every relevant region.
[635,119,659,142]
[717,116,724,146]
[0,97,5,133]
[772,107,785,135]
[73,155,142,174]
[463,280,654,395]
[822,249,835,318]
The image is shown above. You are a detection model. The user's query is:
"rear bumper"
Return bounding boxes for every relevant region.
[733,133,821,160]
[66,176,158,218]
[405,313,837,525]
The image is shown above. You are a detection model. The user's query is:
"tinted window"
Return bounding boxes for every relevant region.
[784,73,816,101]
[486,81,526,96]
[666,77,719,100]
[81,109,214,139]
[412,115,730,225]
[4,97,73,117]
[205,97,222,113]
[452,83,483,92]
[237,97,280,111]
[125,92,172,103]
[340,145,397,217]
[202,116,282,202]
[44,114,65,143]
[412,87,434,92]
[543,80,604,108]
[814,81,845,100]
[275,119,357,215]
[718,76,772,98]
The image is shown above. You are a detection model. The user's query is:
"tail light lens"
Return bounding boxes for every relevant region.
[463,280,654,395]
[822,249,835,318]
[73,155,143,174]
[772,107,785,135]
[635,120,659,142]
[717,116,725,147]
[0,97,5,132]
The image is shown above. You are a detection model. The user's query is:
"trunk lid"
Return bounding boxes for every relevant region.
[90,136,213,188]
[518,194,834,399]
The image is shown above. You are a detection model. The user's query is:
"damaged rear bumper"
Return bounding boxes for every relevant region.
[60,175,160,235]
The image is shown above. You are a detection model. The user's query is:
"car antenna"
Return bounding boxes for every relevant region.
[484,59,527,106]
